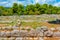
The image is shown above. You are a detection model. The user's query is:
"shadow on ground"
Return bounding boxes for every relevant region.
[48,19,60,24]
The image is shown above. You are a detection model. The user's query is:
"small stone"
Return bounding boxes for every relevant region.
[44,30,53,37]
[53,32,60,37]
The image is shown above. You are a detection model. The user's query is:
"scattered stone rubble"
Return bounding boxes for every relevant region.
[0,26,60,37]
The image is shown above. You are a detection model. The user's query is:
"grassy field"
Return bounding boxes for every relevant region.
[0,15,60,28]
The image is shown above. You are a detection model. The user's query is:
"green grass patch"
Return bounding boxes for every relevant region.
[21,22,41,29]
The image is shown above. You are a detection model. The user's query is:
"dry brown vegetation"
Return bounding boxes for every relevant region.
[44,37,60,40]
[39,22,60,28]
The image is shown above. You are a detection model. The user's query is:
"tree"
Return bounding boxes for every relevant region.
[47,5,53,14]
[12,3,18,15]
[56,7,60,14]
[7,8,13,15]
[0,6,6,16]
[41,4,48,14]
[18,4,24,15]
[29,10,34,15]
[35,3,41,11]
[25,4,35,15]
[34,11,40,15]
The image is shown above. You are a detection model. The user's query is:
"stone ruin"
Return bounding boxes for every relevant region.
[0,26,60,37]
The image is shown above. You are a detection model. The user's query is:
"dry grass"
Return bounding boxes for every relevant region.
[0,24,8,27]
[39,22,60,28]
[21,22,60,29]
[44,37,60,40]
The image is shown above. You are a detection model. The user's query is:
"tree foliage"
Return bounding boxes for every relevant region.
[0,3,60,16]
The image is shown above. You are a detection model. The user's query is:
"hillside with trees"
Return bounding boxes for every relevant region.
[0,3,60,16]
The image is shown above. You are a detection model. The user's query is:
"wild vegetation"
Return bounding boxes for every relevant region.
[0,3,60,16]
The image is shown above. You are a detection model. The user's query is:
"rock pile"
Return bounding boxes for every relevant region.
[0,26,60,37]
